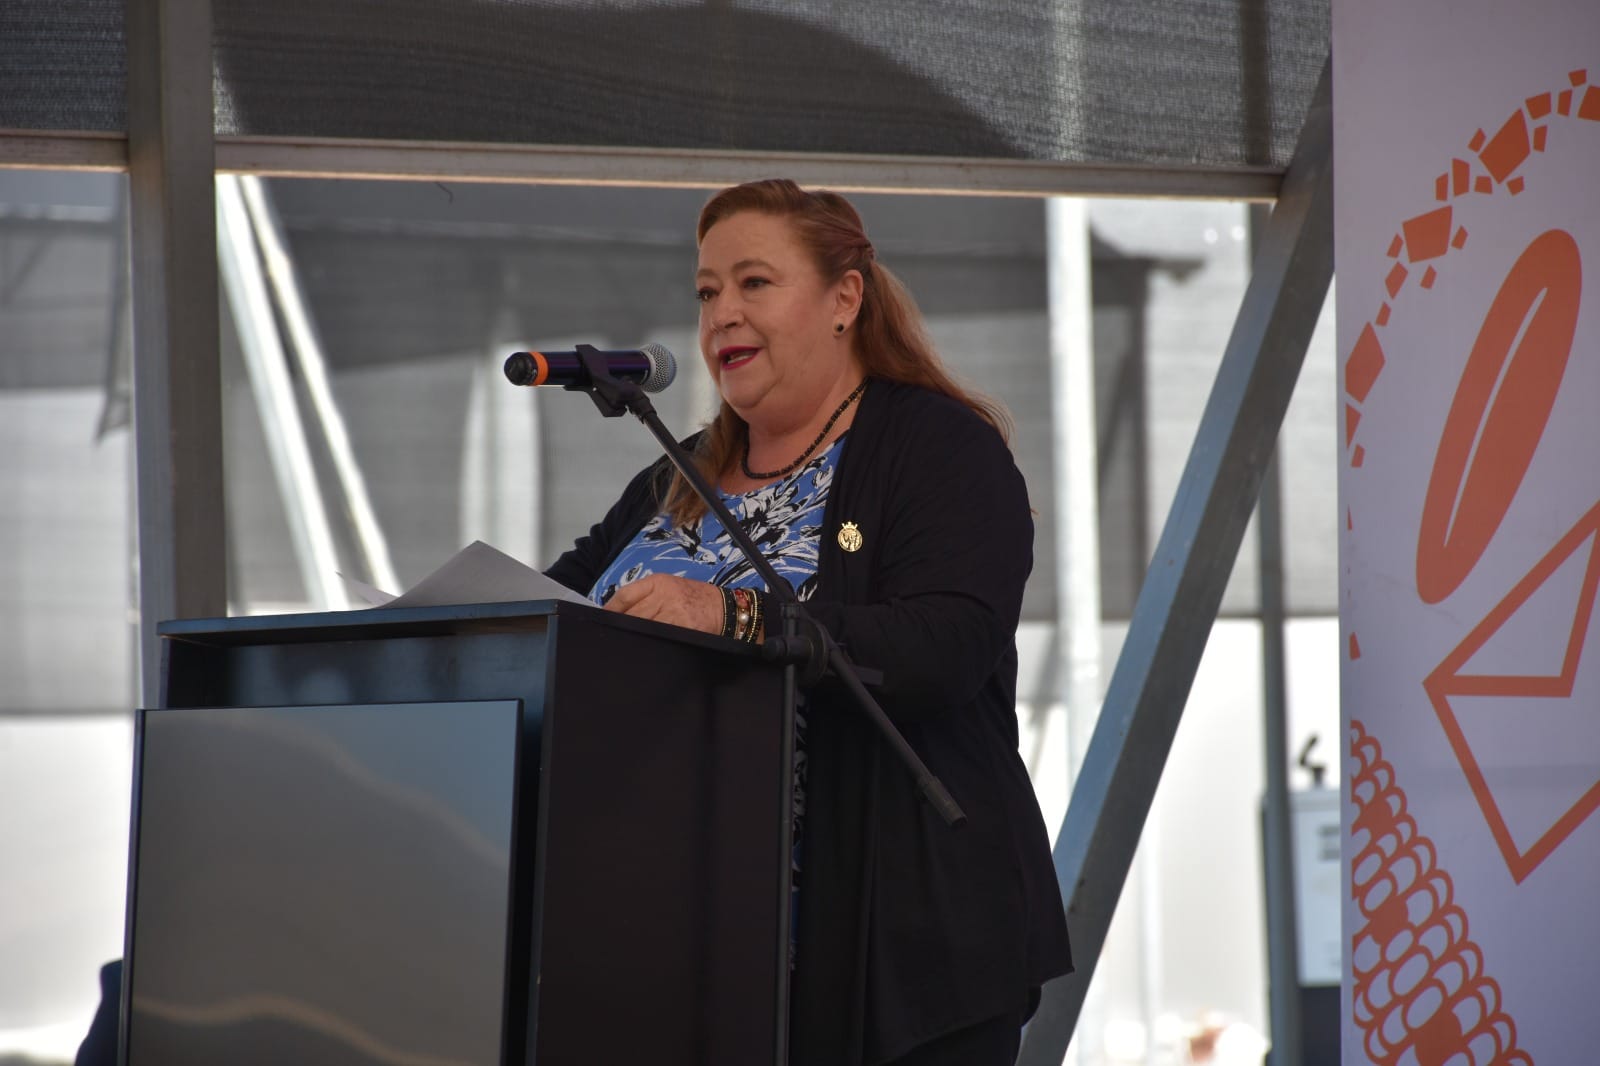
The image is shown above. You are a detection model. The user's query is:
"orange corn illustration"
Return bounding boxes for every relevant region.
[1348,721,1532,1066]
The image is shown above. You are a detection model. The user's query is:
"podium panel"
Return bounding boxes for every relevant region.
[128,700,521,1066]
[128,601,787,1066]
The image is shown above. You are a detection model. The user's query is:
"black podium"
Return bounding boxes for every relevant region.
[122,600,788,1066]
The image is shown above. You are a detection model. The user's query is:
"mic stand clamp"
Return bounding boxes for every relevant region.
[569,343,634,418]
[759,603,830,689]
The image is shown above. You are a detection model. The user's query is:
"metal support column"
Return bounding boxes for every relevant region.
[1016,58,1333,1066]
[1043,195,1104,1066]
[1252,199,1305,1066]
[1258,448,1303,1066]
[238,175,400,593]
[127,0,224,705]
[216,176,348,610]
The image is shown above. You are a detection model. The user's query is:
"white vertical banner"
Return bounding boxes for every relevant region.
[1334,2,1600,1062]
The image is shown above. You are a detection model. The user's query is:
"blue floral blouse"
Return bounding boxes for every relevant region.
[587,434,846,606]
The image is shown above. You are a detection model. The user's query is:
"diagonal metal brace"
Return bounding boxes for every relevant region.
[1017,57,1333,1065]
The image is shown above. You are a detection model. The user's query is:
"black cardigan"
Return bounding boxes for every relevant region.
[547,379,1072,1065]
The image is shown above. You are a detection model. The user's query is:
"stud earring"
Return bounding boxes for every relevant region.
[834,322,846,334]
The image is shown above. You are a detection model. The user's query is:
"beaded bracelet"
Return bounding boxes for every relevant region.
[721,587,768,644]
[731,587,754,643]
[742,588,765,646]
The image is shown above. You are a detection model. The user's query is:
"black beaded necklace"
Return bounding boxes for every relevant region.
[740,379,867,481]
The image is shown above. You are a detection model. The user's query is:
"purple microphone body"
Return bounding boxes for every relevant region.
[503,343,677,394]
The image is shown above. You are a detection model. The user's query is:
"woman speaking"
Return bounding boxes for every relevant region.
[547,179,1072,1066]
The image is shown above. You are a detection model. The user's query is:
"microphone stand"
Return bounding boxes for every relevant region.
[563,345,966,1063]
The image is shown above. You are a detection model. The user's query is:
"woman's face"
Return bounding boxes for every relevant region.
[695,211,860,428]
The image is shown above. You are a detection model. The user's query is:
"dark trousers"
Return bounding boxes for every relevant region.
[878,1010,1024,1066]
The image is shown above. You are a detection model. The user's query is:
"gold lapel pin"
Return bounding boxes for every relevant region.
[837,521,863,553]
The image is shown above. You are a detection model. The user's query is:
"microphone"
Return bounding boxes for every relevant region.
[503,343,677,394]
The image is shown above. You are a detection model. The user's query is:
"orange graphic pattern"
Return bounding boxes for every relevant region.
[1422,500,1600,883]
[1348,721,1531,1066]
[1340,65,1600,526]
[1341,64,1600,886]
[1413,228,1582,605]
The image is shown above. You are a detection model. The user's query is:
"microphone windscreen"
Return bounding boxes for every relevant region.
[638,343,678,394]
[503,352,540,386]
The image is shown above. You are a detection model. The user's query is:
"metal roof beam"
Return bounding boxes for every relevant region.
[0,130,1282,201]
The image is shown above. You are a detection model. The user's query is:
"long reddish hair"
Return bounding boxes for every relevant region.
[663,178,1011,523]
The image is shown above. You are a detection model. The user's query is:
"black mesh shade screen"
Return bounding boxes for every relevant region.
[0,0,126,132]
[7,0,1326,174]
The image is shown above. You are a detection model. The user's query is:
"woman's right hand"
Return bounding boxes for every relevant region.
[604,573,726,636]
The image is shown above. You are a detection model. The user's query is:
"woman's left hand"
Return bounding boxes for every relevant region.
[603,573,726,635]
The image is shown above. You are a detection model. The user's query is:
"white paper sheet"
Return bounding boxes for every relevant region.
[341,540,590,610]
